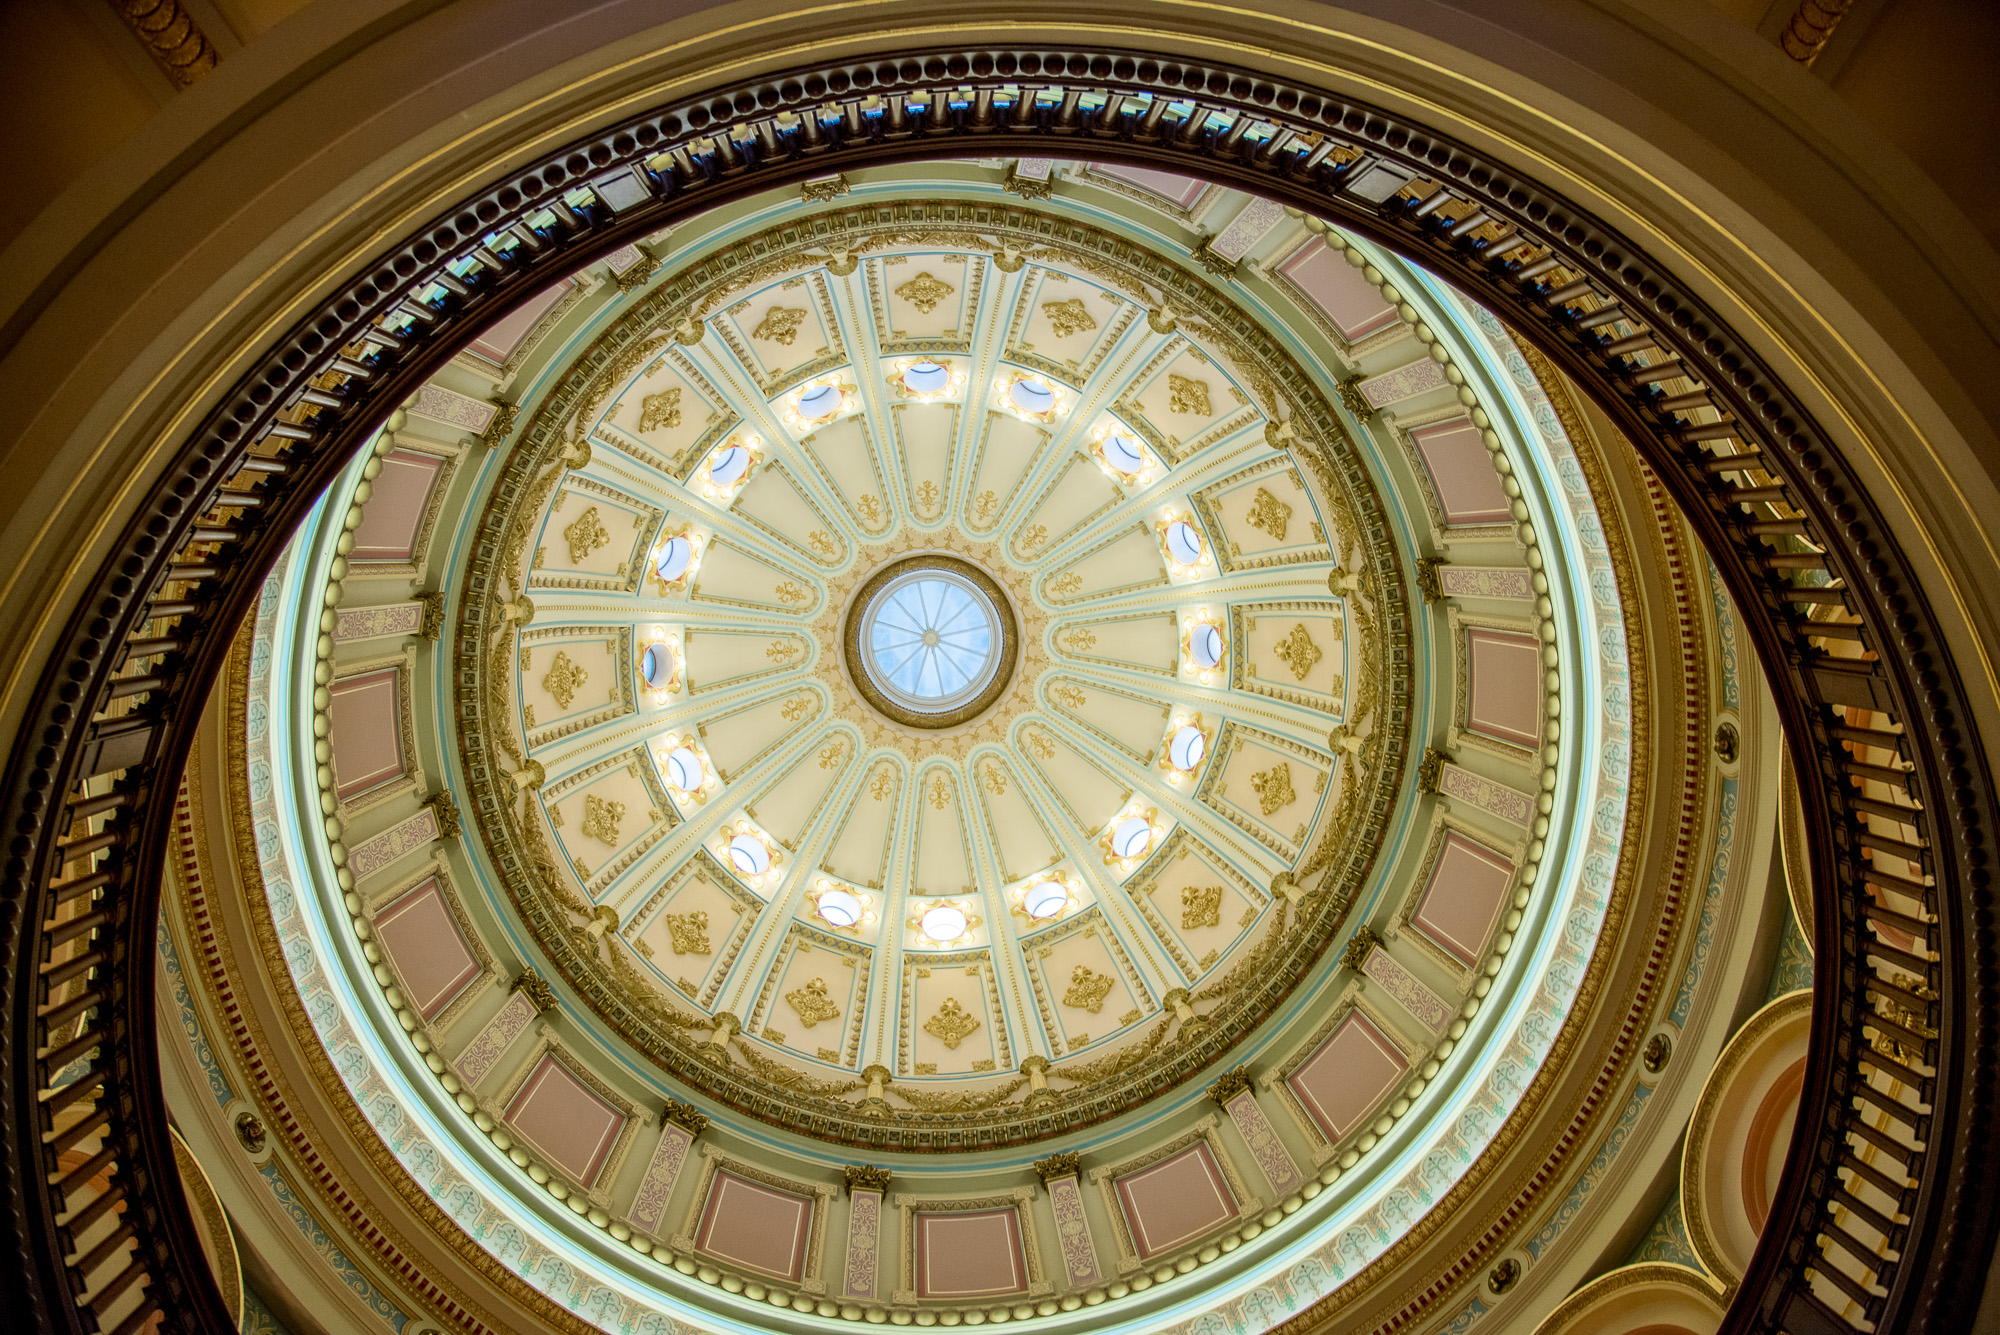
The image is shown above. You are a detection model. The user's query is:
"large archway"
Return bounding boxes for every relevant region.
[2,11,1994,1335]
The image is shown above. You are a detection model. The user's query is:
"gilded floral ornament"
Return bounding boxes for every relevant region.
[923,998,981,1050]
[663,911,711,955]
[1245,486,1293,541]
[562,506,611,563]
[1251,762,1297,817]
[580,794,624,846]
[1167,373,1212,416]
[752,305,808,345]
[1042,298,1097,338]
[1063,966,1115,1014]
[542,652,587,709]
[1274,623,1323,681]
[1181,885,1224,930]
[895,271,956,314]
[638,388,683,432]
[786,977,842,1029]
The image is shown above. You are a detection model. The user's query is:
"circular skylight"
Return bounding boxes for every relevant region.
[727,833,770,876]
[904,361,951,394]
[920,904,968,942]
[1168,725,1207,771]
[861,570,1002,713]
[1189,623,1224,669]
[640,644,675,689]
[707,444,751,487]
[797,384,842,418]
[654,536,692,582]
[1023,880,1069,920]
[1103,432,1146,474]
[1165,520,1205,566]
[817,888,863,927]
[664,746,703,792]
[1112,816,1154,860]
[1009,379,1055,414]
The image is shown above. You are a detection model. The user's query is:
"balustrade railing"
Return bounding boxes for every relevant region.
[2,46,1988,1335]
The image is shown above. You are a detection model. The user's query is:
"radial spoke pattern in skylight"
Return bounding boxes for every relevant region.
[867,577,997,707]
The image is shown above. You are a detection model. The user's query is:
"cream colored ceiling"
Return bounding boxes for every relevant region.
[458,204,1410,1143]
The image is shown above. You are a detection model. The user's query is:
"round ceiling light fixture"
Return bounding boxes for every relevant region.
[653,536,693,583]
[1188,622,1225,671]
[1102,431,1146,474]
[640,642,677,690]
[727,833,771,876]
[817,888,863,928]
[845,555,1018,729]
[796,383,843,419]
[920,904,968,942]
[706,442,752,489]
[903,360,951,395]
[1168,724,1207,772]
[1164,519,1206,567]
[1111,815,1155,860]
[663,746,704,792]
[1009,379,1055,414]
[1022,879,1069,920]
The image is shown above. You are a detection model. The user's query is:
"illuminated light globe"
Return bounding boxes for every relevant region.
[817,888,863,928]
[1102,432,1146,474]
[727,833,771,876]
[640,643,675,689]
[1189,623,1224,670]
[654,536,692,582]
[920,904,968,942]
[1009,379,1055,414]
[1023,880,1069,920]
[1112,816,1154,860]
[1165,520,1205,566]
[797,384,842,418]
[664,746,704,792]
[1168,725,1207,771]
[707,444,751,488]
[903,361,951,395]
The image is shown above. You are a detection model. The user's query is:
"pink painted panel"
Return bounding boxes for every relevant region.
[1467,628,1542,749]
[1742,1058,1805,1232]
[1086,163,1207,208]
[467,278,573,364]
[1113,1142,1237,1259]
[914,1207,1027,1299]
[1287,1011,1407,1143]
[1414,832,1516,968]
[327,668,405,800]
[372,877,479,1021]
[503,1054,624,1186]
[694,1170,813,1282]
[350,450,446,562]
[1276,240,1400,342]
[1411,417,1511,526]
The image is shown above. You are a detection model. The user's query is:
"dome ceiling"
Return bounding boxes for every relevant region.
[455,204,1412,1145]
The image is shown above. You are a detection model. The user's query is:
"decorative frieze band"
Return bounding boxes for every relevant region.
[454,988,536,1087]
[1356,356,1448,409]
[346,803,441,882]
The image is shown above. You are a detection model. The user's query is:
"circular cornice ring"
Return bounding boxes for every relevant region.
[844,554,1019,729]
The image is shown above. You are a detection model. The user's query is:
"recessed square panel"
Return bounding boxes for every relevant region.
[1413,831,1515,968]
[1287,1011,1408,1144]
[327,668,404,801]
[1276,240,1399,343]
[694,1170,814,1282]
[350,450,446,562]
[503,1054,624,1187]
[1467,628,1542,749]
[1113,1142,1238,1259]
[372,877,479,1021]
[914,1207,1028,1300]
[1411,417,1511,527]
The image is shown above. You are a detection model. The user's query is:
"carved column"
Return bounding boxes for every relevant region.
[1020,1055,1055,1110]
[698,1012,740,1063]
[1208,1068,1303,1196]
[842,1165,892,1300]
[627,1099,708,1238]
[1033,1152,1101,1288]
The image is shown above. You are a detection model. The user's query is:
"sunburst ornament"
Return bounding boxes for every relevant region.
[995,369,1069,423]
[784,373,857,430]
[908,897,981,948]
[889,357,965,402]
